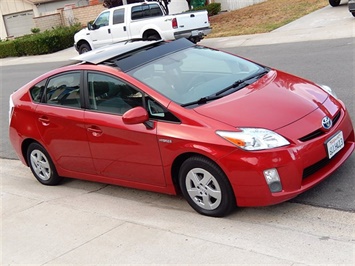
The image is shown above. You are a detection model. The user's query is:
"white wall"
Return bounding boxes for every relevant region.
[167,0,268,14]
[217,0,266,11]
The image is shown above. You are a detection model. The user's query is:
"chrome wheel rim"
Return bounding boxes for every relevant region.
[30,149,51,181]
[185,168,222,210]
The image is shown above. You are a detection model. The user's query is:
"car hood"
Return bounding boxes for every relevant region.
[194,70,330,130]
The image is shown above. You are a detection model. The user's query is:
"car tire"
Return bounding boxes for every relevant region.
[27,142,62,186]
[179,156,235,217]
[79,43,91,54]
[352,12,355,17]
[329,0,341,7]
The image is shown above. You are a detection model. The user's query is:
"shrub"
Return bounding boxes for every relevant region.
[0,40,17,58]
[192,3,221,16]
[0,24,82,58]
[31,28,41,34]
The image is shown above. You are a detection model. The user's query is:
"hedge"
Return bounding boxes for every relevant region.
[0,24,82,58]
[192,2,221,16]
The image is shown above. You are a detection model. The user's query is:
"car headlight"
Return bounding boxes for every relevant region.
[216,128,290,151]
[319,84,338,99]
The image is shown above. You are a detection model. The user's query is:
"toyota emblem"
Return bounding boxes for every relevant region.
[322,116,332,130]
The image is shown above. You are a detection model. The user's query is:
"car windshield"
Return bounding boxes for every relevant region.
[128,46,265,106]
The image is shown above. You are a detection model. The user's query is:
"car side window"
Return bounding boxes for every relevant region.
[113,9,124,24]
[95,11,110,27]
[45,72,81,108]
[30,79,46,103]
[147,98,180,123]
[88,73,143,115]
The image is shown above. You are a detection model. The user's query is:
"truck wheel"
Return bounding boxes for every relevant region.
[329,0,341,6]
[79,43,91,54]
[147,34,161,41]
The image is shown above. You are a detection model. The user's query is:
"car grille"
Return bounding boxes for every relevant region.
[299,111,341,142]
[302,157,330,179]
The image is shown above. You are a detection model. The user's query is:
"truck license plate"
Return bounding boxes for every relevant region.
[326,131,344,159]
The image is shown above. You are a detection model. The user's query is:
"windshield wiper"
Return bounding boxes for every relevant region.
[181,94,223,107]
[181,67,270,108]
[215,67,270,96]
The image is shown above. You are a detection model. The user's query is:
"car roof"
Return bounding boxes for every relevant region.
[71,38,195,72]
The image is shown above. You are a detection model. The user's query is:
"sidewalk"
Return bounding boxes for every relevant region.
[0,4,354,67]
[201,3,355,48]
[2,158,354,265]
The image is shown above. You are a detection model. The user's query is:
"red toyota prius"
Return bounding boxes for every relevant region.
[9,39,354,217]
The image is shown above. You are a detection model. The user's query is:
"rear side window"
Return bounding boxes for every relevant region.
[131,4,162,20]
[113,9,124,24]
[30,79,46,103]
[45,72,81,108]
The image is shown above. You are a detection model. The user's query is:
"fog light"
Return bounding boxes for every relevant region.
[263,168,282,193]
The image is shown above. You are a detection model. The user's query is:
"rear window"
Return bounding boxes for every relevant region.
[131,4,162,20]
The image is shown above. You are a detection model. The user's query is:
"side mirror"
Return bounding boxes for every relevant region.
[122,106,149,125]
[87,22,99,30]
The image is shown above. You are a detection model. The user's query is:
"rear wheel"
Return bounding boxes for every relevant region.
[329,0,341,7]
[27,143,62,185]
[179,156,235,217]
[147,34,161,40]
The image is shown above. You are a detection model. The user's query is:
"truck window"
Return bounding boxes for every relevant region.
[131,4,163,20]
[113,9,124,24]
[95,11,110,27]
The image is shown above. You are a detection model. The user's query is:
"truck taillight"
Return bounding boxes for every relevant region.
[172,18,178,29]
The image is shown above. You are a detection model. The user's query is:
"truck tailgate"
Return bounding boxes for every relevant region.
[175,10,210,31]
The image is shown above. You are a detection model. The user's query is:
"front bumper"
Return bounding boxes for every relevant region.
[218,107,355,207]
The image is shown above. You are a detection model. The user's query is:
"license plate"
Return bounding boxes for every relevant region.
[326,131,344,159]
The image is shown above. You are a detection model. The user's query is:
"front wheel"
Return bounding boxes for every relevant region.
[179,156,235,217]
[78,43,91,54]
[27,142,62,185]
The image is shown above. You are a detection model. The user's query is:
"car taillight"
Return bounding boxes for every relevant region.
[172,18,178,29]
[9,94,14,125]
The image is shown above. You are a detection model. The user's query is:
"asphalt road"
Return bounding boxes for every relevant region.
[1,38,354,213]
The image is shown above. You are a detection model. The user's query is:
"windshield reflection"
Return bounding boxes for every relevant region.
[128,46,264,106]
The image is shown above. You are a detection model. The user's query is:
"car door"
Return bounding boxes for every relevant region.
[35,71,96,174]
[90,11,112,49]
[83,72,166,186]
[111,8,130,43]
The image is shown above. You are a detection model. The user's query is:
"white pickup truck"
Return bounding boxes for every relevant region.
[74,1,211,54]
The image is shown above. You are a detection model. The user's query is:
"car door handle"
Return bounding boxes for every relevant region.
[38,116,50,126]
[108,28,111,34]
[87,126,103,137]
